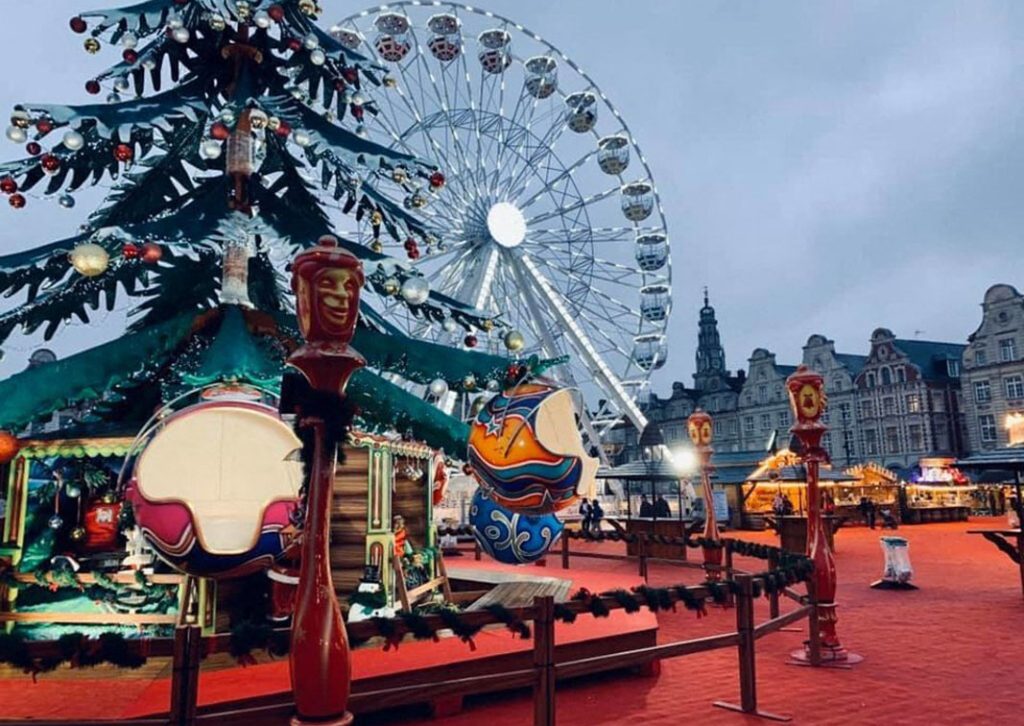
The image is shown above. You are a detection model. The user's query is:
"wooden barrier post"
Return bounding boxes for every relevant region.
[723,540,735,607]
[767,551,780,620]
[168,624,201,726]
[638,535,648,581]
[561,534,570,570]
[713,574,790,721]
[532,596,556,726]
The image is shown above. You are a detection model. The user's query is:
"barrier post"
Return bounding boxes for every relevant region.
[713,574,790,721]
[723,540,735,607]
[532,596,556,726]
[168,624,201,726]
[638,535,648,581]
[767,551,780,620]
[561,534,570,570]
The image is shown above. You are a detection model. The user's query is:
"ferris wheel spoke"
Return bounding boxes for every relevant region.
[498,110,572,199]
[516,148,600,212]
[526,184,620,226]
[527,252,640,319]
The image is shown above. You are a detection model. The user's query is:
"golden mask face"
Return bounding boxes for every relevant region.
[797,383,822,419]
[314,268,359,333]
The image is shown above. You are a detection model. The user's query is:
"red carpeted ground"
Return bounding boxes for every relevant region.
[2,518,1021,724]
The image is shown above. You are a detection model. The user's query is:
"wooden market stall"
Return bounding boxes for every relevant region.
[901,457,974,524]
[839,462,902,525]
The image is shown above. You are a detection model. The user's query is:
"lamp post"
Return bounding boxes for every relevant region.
[785,366,861,666]
[687,410,721,579]
[286,236,366,725]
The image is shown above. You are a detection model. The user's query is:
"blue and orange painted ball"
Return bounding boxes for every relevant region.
[470,489,563,565]
[468,383,598,515]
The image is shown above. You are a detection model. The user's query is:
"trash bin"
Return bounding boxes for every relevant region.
[871,536,917,590]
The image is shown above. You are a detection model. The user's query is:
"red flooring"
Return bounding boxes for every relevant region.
[1,518,1021,724]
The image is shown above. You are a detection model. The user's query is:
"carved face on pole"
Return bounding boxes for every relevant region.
[786,365,828,425]
[291,236,364,345]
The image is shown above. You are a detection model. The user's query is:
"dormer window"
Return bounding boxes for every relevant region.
[947,360,960,378]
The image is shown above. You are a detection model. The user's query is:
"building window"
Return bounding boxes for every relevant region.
[908,424,924,451]
[975,349,988,366]
[842,430,856,459]
[861,400,875,418]
[832,377,844,392]
[760,413,771,431]
[743,416,754,436]
[896,367,906,383]
[729,420,738,436]
[947,360,960,378]
[866,372,876,388]
[883,397,895,416]
[1000,338,1017,362]
[885,427,900,454]
[881,368,892,386]
[906,394,922,413]
[979,414,998,443]
[757,384,768,404]
[863,429,878,456]
[822,432,832,451]
[713,419,723,435]
[1006,376,1024,400]
[776,411,789,428]
[974,380,992,403]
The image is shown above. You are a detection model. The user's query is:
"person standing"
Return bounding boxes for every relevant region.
[639,494,654,518]
[592,499,604,533]
[579,498,592,533]
[655,494,671,519]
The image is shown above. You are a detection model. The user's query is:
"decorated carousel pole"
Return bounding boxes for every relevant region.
[687,410,721,579]
[285,236,367,725]
[785,366,861,666]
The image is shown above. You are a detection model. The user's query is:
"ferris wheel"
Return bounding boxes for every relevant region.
[332,2,672,436]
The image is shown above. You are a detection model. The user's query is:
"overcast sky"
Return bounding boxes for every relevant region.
[1,1,1022,393]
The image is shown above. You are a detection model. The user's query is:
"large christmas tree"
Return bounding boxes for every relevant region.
[0,0,527,453]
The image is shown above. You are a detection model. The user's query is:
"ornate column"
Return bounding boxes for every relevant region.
[687,410,721,579]
[286,236,366,725]
[785,365,861,665]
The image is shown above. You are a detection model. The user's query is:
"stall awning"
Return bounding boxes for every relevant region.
[748,465,857,484]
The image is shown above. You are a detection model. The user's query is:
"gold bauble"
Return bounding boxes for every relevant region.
[101,491,118,504]
[370,240,384,253]
[298,0,318,17]
[391,167,408,183]
[503,330,525,352]
[84,37,101,54]
[370,210,383,226]
[481,319,494,332]
[383,76,397,88]
[69,243,110,277]
[383,277,400,295]
[70,527,87,542]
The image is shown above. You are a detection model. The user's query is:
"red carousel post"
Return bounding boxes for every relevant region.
[286,236,367,725]
[785,366,862,667]
[687,410,721,579]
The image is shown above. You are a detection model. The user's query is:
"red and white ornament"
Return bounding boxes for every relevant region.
[114,143,134,162]
[141,242,163,263]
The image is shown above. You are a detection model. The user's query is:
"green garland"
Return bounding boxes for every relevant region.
[0,632,145,677]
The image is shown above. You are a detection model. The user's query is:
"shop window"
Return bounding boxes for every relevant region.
[974,380,992,403]
[1005,376,1024,400]
[1000,338,1017,363]
[979,414,998,443]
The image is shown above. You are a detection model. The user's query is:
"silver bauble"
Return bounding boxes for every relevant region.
[400,277,430,305]
[5,126,27,144]
[428,378,449,398]
[62,130,85,150]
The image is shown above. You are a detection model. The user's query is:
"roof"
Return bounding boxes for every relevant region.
[749,465,857,483]
[957,446,1024,471]
[895,339,967,381]
[776,364,799,377]
[597,458,681,481]
[835,353,868,376]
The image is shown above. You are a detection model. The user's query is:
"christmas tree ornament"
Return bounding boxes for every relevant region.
[254,10,272,28]
[298,0,318,16]
[101,491,118,504]
[122,242,140,259]
[249,109,268,129]
[208,13,227,31]
[429,170,446,190]
[172,27,191,44]
[383,76,398,88]
[267,115,281,131]
[35,118,54,135]
[84,37,101,54]
[309,49,326,66]
[235,1,253,21]
[65,483,82,498]
[442,317,459,333]
[114,77,131,92]
[268,4,285,22]
[391,167,407,183]
[481,319,495,332]
[25,142,41,156]
[370,239,383,253]
[10,110,30,129]
[122,49,139,64]
[351,92,366,107]
[463,374,477,390]
[141,242,163,263]
[107,92,123,104]
[141,57,157,71]
[410,191,428,208]
[464,334,478,348]
[69,16,88,34]
[0,431,18,463]
[275,120,292,137]
[199,139,223,159]
[504,329,525,352]
[5,126,27,144]
[470,490,563,565]
[383,276,400,295]
[292,129,312,147]
[210,121,231,140]
[121,31,138,49]
[8,193,25,209]
[62,130,85,150]
[303,33,319,50]
[48,514,64,530]
[167,16,184,29]
[400,276,429,305]
[59,194,76,209]
[487,379,501,392]
[85,80,101,95]
[0,176,17,194]
[428,378,449,398]
[70,243,110,277]
[35,150,59,172]
[70,526,88,542]
[114,143,134,162]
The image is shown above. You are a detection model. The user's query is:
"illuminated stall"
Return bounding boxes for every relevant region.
[901,457,975,523]
[839,462,902,524]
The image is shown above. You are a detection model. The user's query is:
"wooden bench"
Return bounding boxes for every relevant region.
[393,552,454,612]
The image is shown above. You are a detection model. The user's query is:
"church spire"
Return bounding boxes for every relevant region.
[694,288,727,391]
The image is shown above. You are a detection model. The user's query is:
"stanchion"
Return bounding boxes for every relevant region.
[168,624,201,726]
[561,534,570,570]
[532,596,556,726]
[713,575,791,722]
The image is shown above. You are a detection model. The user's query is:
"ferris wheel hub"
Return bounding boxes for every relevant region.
[486,202,527,249]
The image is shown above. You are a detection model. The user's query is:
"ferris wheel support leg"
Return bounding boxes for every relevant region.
[514,252,649,434]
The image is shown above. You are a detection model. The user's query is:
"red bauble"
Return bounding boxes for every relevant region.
[9,194,26,209]
[333,78,347,91]
[210,121,231,140]
[123,49,139,64]
[25,142,41,156]
[40,153,61,173]
[429,171,445,189]
[0,177,17,194]
[114,143,134,162]
[0,431,19,464]
[464,334,478,348]
[403,238,415,250]
[268,4,286,22]
[275,121,291,138]
[69,16,88,34]
[121,242,140,259]
[85,80,101,95]
[141,242,163,263]
[286,38,302,51]
[351,105,365,122]
[462,463,473,476]
[36,119,53,135]
[342,67,359,84]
